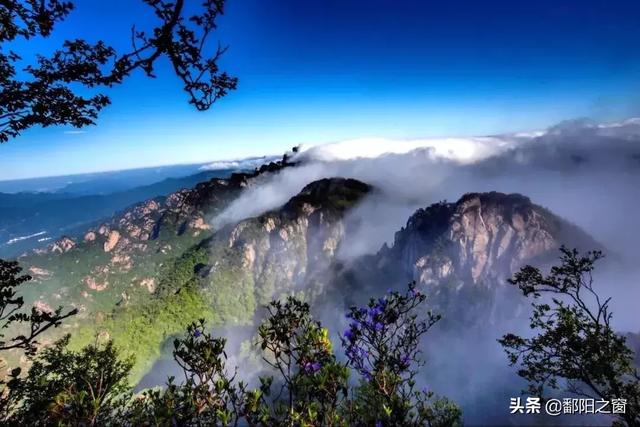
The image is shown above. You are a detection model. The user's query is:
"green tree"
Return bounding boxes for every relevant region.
[0,278,460,426]
[342,283,462,427]
[0,0,237,142]
[126,319,247,426]
[12,335,133,426]
[248,297,349,426]
[499,247,640,426]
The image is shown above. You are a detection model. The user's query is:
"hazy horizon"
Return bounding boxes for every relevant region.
[3,114,640,183]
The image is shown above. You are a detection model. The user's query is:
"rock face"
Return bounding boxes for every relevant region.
[84,276,108,291]
[139,277,157,293]
[28,266,52,279]
[103,230,121,252]
[380,192,599,287]
[49,236,76,253]
[205,178,372,309]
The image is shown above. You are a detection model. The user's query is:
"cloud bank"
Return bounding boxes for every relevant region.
[294,134,530,164]
[213,117,640,329]
[214,117,640,256]
[203,117,640,423]
[200,155,281,171]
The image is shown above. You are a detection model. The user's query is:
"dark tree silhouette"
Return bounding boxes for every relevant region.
[0,0,238,142]
[0,259,77,418]
[499,247,640,426]
[0,259,77,354]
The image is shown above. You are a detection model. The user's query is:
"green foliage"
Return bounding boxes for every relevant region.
[206,250,257,325]
[11,335,132,426]
[500,247,640,427]
[342,283,461,427]
[70,283,214,381]
[0,262,461,426]
[0,259,77,355]
[125,319,247,426]
[157,245,210,295]
[251,297,349,426]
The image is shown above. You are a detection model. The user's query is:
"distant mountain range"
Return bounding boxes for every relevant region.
[0,163,211,194]
[0,170,238,258]
[0,155,287,257]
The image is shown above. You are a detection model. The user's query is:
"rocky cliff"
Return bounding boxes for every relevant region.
[376,191,600,288]
[10,173,602,380]
[195,178,372,323]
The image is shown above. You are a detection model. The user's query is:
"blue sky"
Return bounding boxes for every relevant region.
[2,0,640,180]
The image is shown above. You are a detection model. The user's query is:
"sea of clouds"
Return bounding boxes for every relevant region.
[211,117,640,330]
[134,117,640,424]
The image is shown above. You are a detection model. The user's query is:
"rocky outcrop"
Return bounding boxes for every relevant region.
[111,253,133,271]
[205,178,372,305]
[382,192,599,287]
[28,266,52,279]
[49,236,76,253]
[139,277,157,293]
[33,300,54,314]
[189,216,212,233]
[84,276,108,291]
[103,230,121,252]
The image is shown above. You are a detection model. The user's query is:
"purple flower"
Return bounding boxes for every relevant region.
[400,355,411,368]
[374,322,384,332]
[375,421,383,427]
[303,361,322,373]
[343,329,355,341]
[193,329,202,338]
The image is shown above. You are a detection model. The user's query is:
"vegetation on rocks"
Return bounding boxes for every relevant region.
[0,267,462,426]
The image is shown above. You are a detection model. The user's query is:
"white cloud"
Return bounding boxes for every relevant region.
[293,134,533,164]
[200,155,281,171]
[213,116,640,261]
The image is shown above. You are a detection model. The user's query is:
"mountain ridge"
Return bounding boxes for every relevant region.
[8,170,603,382]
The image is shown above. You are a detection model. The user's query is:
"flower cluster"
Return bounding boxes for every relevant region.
[339,283,459,426]
[342,283,431,383]
[302,361,322,374]
[343,298,388,379]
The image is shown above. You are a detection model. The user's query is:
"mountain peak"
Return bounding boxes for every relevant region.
[389,191,599,286]
[282,178,372,217]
